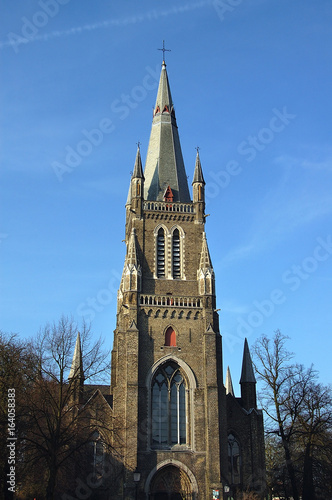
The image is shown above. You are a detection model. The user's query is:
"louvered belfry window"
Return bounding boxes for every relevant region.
[157,228,165,277]
[172,229,181,279]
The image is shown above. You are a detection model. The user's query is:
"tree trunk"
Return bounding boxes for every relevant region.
[282,440,299,500]
[302,443,315,500]
[46,464,57,500]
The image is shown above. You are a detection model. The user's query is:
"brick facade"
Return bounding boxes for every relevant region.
[77,60,266,500]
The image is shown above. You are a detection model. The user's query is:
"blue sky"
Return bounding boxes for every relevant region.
[1,0,331,389]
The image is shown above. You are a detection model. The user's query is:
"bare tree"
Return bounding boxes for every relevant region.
[0,332,37,500]
[253,330,332,500]
[20,316,113,500]
[295,380,332,500]
[252,331,304,500]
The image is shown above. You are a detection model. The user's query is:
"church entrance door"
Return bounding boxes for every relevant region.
[150,465,192,500]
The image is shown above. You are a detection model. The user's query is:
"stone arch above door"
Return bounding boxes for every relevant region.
[145,460,198,499]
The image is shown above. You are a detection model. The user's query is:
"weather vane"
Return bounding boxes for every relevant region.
[158,40,171,62]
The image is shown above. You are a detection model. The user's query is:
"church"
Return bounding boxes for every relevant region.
[71,57,266,500]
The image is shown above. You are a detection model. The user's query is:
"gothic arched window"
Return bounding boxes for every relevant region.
[157,228,165,278]
[228,433,241,485]
[89,431,105,476]
[151,362,186,448]
[172,229,181,279]
[165,327,176,346]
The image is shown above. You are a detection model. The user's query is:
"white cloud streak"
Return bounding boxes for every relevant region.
[220,155,332,265]
[0,1,212,50]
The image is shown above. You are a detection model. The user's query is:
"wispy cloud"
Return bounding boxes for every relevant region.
[219,300,251,315]
[0,1,212,50]
[220,154,332,265]
[274,155,332,173]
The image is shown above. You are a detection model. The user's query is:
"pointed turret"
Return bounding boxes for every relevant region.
[192,150,206,222]
[127,145,144,217]
[225,366,235,396]
[193,149,205,184]
[240,338,257,410]
[143,62,191,202]
[69,332,84,404]
[132,144,144,179]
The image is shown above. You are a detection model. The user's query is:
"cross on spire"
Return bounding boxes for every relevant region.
[158,40,171,63]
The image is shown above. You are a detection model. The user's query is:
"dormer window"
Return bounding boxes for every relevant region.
[164,185,174,202]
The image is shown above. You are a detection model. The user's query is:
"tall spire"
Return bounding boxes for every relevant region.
[69,332,83,381]
[143,63,191,203]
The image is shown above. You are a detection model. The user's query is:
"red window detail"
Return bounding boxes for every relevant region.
[165,327,176,347]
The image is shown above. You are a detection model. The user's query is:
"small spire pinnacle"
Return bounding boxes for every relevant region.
[199,232,213,270]
[127,228,138,266]
[240,338,256,384]
[225,366,235,396]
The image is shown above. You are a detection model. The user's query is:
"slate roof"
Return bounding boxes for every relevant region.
[143,62,191,203]
[240,338,256,384]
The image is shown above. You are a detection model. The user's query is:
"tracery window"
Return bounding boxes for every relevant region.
[228,433,241,485]
[157,228,165,277]
[151,362,186,448]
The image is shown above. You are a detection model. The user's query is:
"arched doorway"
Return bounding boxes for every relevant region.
[150,465,192,499]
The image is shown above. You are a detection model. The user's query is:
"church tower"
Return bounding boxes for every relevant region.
[110,58,265,499]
